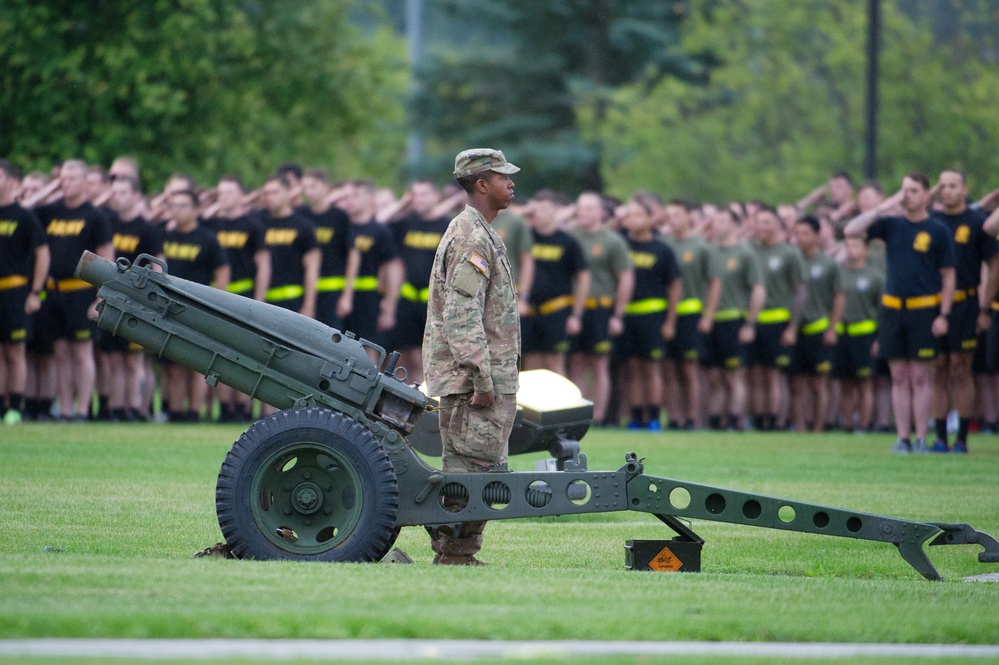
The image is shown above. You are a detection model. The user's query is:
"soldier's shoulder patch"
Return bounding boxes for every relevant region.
[468,252,490,277]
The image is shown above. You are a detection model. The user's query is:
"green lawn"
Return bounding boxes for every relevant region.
[1,422,997,661]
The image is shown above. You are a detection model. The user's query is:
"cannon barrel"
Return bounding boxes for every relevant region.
[75,251,426,435]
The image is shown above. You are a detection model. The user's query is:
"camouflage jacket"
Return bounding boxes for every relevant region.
[423,204,520,396]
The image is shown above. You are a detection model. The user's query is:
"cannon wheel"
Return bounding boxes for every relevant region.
[216,408,399,562]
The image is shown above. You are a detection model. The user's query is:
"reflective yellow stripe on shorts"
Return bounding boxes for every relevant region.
[953,288,976,303]
[757,308,791,324]
[353,276,379,292]
[226,278,254,294]
[713,308,743,322]
[801,317,829,335]
[846,319,877,336]
[317,276,346,292]
[539,295,574,315]
[46,277,93,292]
[265,284,304,302]
[624,298,667,315]
[676,298,703,315]
[0,275,28,290]
[399,282,430,302]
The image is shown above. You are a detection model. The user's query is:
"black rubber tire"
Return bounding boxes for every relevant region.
[216,408,399,562]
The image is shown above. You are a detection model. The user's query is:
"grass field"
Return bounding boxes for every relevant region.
[1,422,998,664]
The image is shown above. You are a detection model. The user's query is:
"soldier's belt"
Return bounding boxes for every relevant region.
[801,316,830,335]
[585,296,614,310]
[353,276,379,292]
[757,307,791,324]
[676,298,703,315]
[400,281,430,302]
[46,277,93,292]
[952,288,976,303]
[265,284,304,302]
[624,298,667,316]
[226,278,254,295]
[882,294,940,310]
[993,301,999,312]
[529,295,574,316]
[835,319,877,336]
[0,275,28,290]
[317,276,346,293]
[713,308,744,322]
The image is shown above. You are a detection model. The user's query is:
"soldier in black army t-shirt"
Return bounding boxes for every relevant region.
[32,160,115,421]
[388,180,450,385]
[522,190,589,376]
[102,175,164,421]
[301,168,351,330]
[260,175,320,318]
[0,160,50,424]
[162,189,230,422]
[927,170,999,453]
[339,179,403,363]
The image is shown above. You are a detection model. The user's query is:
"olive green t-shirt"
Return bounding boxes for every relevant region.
[801,251,842,325]
[753,241,806,311]
[667,234,714,302]
[492,210,532,284]
[571,227,632,300]
[710,243,764,313]
[838,264,885,323]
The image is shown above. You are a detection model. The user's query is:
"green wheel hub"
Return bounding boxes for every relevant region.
[251,441,363,555]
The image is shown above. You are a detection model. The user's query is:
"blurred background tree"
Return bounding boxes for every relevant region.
[574,0,999,202]
[0,0,408,189]
[3,0,999,199]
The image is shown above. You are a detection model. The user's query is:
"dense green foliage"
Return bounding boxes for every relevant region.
[0,0,408,189]
[579,0,999,203]
[411,0,712,194]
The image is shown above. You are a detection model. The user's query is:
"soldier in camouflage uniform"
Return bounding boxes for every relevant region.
[423,149,521,566]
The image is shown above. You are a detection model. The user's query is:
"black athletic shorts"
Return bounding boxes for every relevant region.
[702,319,744,370]
[747,321,791,369]
[939,298,979,355]
[618,310,666,360]
[0,287,28,344]
[877,305,939,362]
[572,306,613,355]
[834,332,876,380]
[984,308,999,373]
[315,290,344,332]
[34,288,98,352]
[522,309,572,355]
[391,299,428,351]
[666,313,704,363]
[343,291,384,347]
[791,329,832,376]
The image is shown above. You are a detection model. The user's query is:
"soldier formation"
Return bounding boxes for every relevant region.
[2,156,999,454]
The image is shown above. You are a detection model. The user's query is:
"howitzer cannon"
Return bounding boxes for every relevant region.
[76,251,999,579]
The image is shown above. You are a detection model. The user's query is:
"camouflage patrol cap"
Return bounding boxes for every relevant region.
[453,148,520,178]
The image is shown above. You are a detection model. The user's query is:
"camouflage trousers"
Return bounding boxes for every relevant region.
[431,392,517,557]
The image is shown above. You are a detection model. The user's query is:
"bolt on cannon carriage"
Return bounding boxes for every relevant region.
[76,252,999,579]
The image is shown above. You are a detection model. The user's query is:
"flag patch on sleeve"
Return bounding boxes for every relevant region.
[468,253,490,277]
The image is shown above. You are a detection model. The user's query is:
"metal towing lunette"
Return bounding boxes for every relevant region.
[76,251,999,579]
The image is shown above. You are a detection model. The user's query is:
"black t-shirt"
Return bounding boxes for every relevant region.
[391,213,451,288]
[110,213,162,266]
[867,216,955,297]
[162,225,228,286]
[529,228,588,306]
[627,236,681,303]
[349,219,399,278]
[36,201,113,279]
[930,208,999,291]
[207,212,267,284]
[302,205,351,278]
[0,203,47,279]
[262,212,318,288]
